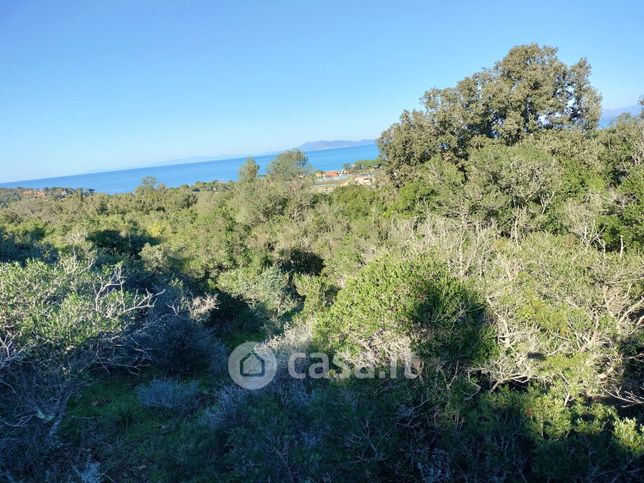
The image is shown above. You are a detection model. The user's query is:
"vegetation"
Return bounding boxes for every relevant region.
[136,378,201,411]
[0,45,642,481]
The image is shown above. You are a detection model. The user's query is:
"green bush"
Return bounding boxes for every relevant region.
[455,387,644,481]
[0,257,154,477]
[479,232,643,400]
[217,264,298,322]
[136,378,200,411]
[313,252,494,368]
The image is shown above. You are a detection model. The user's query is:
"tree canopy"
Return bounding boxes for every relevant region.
[379,44,602,184]
[266,149,312,180]
[238,157,260,183]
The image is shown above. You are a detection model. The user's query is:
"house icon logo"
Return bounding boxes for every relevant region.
[240,351,266,377]
[228,341,277,390]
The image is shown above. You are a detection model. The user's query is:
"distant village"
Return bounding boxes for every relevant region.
[313,159,381,192]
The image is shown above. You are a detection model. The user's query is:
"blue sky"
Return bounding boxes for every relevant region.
[1,0,643,183]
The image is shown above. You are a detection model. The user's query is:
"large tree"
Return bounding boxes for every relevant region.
[379,44,602,185]
[266,149,312,181]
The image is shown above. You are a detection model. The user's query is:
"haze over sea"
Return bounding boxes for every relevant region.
[0,143,379,194]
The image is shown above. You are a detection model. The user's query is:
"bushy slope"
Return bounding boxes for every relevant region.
[0,45,642,481]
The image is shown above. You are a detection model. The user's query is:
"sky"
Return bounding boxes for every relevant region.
[1,0,643,183]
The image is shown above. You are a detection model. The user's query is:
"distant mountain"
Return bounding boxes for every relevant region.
[599,105,641,127]
[298,139,375,151]
[602,105,641,118]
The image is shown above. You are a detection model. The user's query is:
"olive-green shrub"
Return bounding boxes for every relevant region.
[313,252,495,368]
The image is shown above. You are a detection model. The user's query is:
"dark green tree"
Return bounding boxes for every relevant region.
[379,44,602,185]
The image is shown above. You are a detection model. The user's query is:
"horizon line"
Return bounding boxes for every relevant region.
[0,140,378,186]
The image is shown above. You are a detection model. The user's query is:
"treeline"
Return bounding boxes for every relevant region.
[0,45,642,481]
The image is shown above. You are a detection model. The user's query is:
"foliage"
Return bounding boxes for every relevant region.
[0,46,642,481]
[379,44,601,184]
[0,257,155,476]
[238,156,260,183]
[314,252,495,369]
[217,263,299,326]
[266,148,312,180]
[463,141,563,236]
[136,378,200,410]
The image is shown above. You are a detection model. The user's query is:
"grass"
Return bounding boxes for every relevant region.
[58,321,273,479]
[219,327,266,349]
[61,368,225,481]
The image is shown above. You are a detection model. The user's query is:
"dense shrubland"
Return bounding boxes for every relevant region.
[0,45,642,481]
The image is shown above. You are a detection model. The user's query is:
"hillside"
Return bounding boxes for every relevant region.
[1,45,642,482]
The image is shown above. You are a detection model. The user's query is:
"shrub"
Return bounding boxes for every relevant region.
[463,142,563,237]
[313,252,494,369]
[136,378,200,410]
[331,184,382,220]
[150,317,224,376]
[74,460,102,483]
[293,273,335,315]
[207,389,321,482]
[480,232,643,400]
[204,385,249,430]
[217,264,298,323]
[86,225,154,259]
[599,164,644,252]
[0,257,156,477]
[146,284,222,376]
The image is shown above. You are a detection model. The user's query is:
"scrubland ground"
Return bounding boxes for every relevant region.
[1,45,643,481]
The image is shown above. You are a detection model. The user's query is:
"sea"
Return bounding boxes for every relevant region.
[0,143,380,195]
